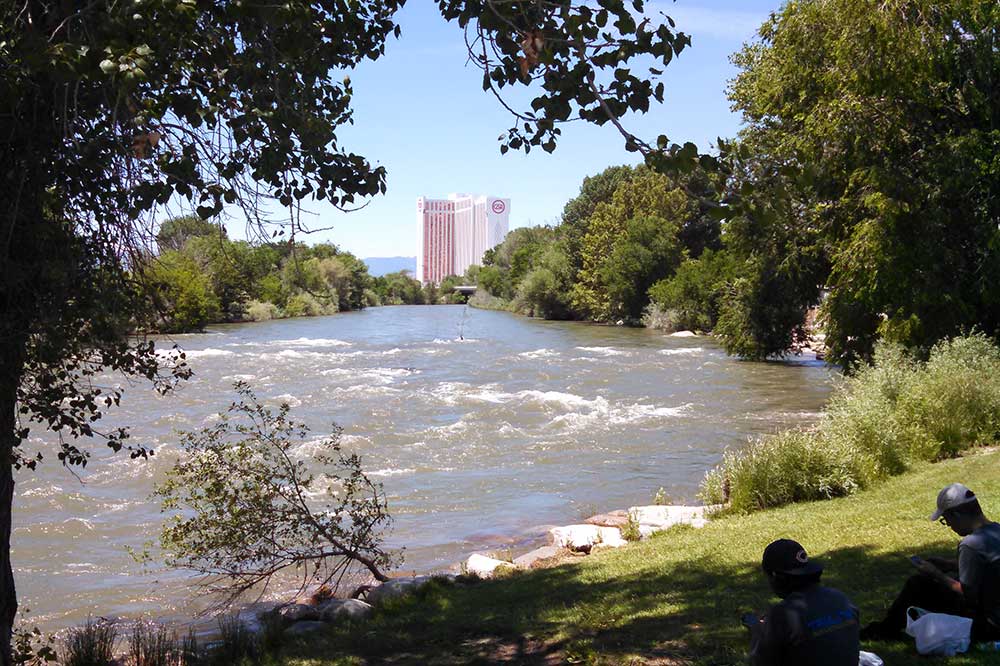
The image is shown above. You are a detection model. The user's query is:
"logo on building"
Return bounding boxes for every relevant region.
[491,200,506,214]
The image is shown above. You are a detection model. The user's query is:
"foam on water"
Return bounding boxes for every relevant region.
[269,393,303,408]
[575,346,630,356]
[319,367,416,385]
[659,347,706,356]
[431,337,480,344]
[518,348,558,359]
[182,348,235,358]
[235,337,352,348]
[368,467,417,477]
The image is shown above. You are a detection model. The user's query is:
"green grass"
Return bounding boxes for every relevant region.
[277,449,1000,665]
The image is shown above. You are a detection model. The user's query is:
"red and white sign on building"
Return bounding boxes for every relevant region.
[416,194,510,284]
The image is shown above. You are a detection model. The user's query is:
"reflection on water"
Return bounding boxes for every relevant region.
[14,305,835,630]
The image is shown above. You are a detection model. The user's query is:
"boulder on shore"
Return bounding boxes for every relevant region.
[584,510,629,528]
[317,598,373,622]
[364,576,432,606]
[628,505,717,535]
[277,603,319,624]
[284,620,327,637]
[363,574,458,607]
[513,546,564,569]
[465,553,514,578]
[548,524,627,551]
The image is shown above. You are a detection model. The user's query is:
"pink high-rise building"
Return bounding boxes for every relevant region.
[416,194,510,284]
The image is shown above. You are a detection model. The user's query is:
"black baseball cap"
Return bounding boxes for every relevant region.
[762,539,823,576]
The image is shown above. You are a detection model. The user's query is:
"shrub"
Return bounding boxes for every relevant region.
[12,621,56,666]
[705,431,859,513]
[62,619,117,666]
[640,303,680,332]
[245,300,279,322]
[897,333,1000,457]
[156,383,397,606]
[653,487,668,505]
[647,249,737,332]
[701,333,1000,513]
[128,623,177,666]
[620,511,642,542]
[283,292,328,318]
[210,616,257,665]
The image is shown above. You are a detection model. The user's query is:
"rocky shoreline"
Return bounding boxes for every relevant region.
[265,502,719,638]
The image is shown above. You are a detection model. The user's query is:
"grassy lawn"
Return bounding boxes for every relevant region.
[281,448,1000,665]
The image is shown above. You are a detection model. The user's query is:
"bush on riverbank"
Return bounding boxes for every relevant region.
[700,333,1000,513]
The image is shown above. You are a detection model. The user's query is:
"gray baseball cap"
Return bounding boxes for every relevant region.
[930,483,977,521]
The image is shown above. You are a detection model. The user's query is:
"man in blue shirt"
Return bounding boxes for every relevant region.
[861,483,1000,642]
[747,539,860,665]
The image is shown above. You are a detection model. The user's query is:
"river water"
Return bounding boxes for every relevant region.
[14,305,835,631]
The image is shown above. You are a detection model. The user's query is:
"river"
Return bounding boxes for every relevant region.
[14,305,835,631]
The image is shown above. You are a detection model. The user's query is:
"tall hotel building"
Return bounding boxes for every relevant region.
[416,194,510,284]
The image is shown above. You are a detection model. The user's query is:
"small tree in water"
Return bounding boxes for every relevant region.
[156,383,397,606]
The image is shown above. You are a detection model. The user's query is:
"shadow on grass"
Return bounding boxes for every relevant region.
[282,534,1000,665]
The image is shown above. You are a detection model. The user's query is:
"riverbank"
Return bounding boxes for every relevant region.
[278,447,1000,665]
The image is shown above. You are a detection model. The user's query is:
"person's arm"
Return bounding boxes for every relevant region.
[749,607,785,666]
[914,559,963,595]
[957,544,985,609]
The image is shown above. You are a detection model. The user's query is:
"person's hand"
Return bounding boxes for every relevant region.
[925,556,957,572]
[910,556,940,578]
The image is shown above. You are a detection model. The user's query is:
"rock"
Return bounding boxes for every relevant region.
[584,510,629,528]
[513,546,563,569]
[317,598,373,622]
[363,576,433,606]
[283,620,327,637]
[627,505,717,537]
[277,603,319,624]
[548,524,627,552]
[465,553,514,578]
[670,330,697,337]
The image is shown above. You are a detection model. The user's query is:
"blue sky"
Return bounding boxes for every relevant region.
[291,1,777,258]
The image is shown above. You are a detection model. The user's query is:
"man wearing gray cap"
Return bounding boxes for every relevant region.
[860,483,1000,642]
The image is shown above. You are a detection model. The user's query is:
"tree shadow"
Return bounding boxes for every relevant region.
[285,538,993,665]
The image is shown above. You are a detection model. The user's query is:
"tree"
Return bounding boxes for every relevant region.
[726,0,1000,364]
[155,215,224,254]
[559,165,635,271]
[514,244,575,319]
[156,384,396,606]
[147,251,222,332]
[600,215,682,321]
[648,249,739,332]
[1,0,687,659]
[572,168,687,321]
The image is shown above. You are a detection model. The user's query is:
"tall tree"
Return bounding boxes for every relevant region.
[726,0,1000,365]
[0,1,687,660]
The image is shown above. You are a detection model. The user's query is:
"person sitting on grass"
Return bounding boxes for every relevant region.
[860,482,1000,643]
[745,538,860,665]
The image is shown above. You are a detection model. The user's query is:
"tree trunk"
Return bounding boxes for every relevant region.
[0,359,18,666]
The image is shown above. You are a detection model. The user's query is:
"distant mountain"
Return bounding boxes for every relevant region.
[363,256,416,277]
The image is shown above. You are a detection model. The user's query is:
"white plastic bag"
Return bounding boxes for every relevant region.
[904,606,972,656]
[858,650,883,666]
